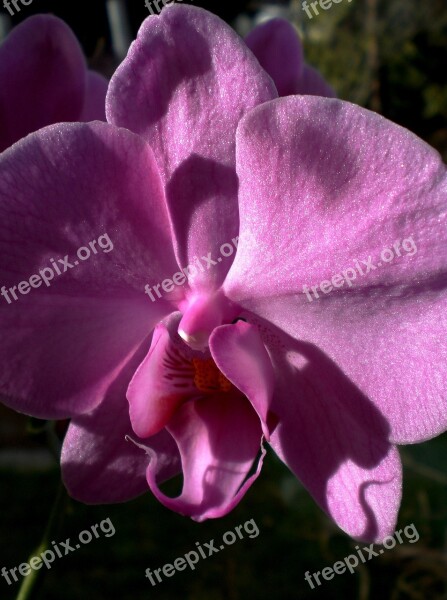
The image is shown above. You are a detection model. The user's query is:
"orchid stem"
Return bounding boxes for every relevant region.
[15,482,68,600]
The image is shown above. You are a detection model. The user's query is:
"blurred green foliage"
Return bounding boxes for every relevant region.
[299,0,447,159]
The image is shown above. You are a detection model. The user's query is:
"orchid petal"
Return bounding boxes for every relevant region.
[210,320,275,439]
[245,18,335,98]
[62,350,180,503]
[107,5,277,289]
[81,71,109,122]
[245,18,304,97]
[127,319,198,439]
[225,96,447,443]
[0,122,177,418]
[299,64,336,97]
[0,15,86,152]
[251,317,402,542]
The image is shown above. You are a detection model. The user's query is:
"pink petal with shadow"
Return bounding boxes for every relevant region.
[0,122,178,418]
[225,96,447,443]
[107,5,277,289]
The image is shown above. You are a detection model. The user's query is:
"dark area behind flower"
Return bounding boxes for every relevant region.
[1,404,447,599]
[0,1,446,598]
[302,0,447,160]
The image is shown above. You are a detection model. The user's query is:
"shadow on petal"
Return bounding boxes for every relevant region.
[253,315,401,541]
[61,335,180,504]
[166,154,239,284]
[139,23,212,127]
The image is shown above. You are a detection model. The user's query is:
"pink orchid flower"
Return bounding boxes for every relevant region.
[0,5,446,543]
[0,14,108,153]
[245,18,335,98]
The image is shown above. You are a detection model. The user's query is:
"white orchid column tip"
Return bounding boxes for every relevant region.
[178,290,241,352]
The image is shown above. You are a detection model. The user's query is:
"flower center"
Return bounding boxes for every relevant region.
[178,290,240,351]
[191,358,233,393]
